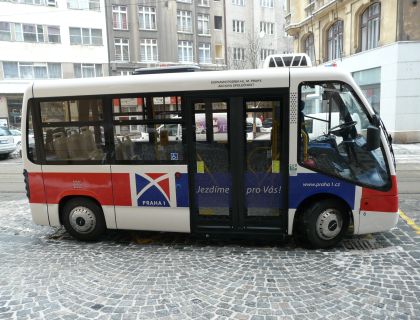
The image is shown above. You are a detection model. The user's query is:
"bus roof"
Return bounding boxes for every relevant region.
[30,67,353,98]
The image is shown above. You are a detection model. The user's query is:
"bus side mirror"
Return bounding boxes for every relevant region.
[367,125,380,151]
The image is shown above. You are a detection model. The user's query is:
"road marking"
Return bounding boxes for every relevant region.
[399,209,420,235]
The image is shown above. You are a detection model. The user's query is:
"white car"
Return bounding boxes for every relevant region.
[246,117,262,131]
[0,127,16,159]
[9,129,22,149]
[260,118,273,133]
[10,129,35,157]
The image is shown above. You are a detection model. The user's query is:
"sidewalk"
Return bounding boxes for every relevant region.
[393,143,420,164]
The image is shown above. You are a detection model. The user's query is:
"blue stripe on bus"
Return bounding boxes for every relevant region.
[289,173,355,210]
[175,173,189,207]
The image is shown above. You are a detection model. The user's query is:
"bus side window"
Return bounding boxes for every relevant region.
[112,95,185,163]
[39,99,106,162]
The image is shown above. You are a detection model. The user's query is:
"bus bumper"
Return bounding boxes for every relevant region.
[356,210,399,234]
[30,203,50,226]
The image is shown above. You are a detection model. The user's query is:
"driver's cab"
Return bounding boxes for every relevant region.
[299,81,390,190]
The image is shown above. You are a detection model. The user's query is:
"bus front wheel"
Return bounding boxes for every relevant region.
[62,198,106,241]
[301,199,349,249]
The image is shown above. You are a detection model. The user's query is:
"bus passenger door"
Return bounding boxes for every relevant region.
[188,94,288,235]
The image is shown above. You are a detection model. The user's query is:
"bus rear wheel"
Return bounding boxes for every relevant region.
[301,199,349,249]
[62,198,106,241]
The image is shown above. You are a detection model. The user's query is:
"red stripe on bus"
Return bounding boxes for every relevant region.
[28,172,47,203]
[42,172,114,206]
[111,173,132,206]
[360,176,398,212]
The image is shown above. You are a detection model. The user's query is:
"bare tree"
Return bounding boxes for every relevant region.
[227,32,264,70]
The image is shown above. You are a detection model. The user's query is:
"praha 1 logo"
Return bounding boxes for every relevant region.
[136,173,171,207]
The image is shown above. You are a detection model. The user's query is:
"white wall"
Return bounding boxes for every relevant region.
[335,42,420,142]
[0,0,108,65]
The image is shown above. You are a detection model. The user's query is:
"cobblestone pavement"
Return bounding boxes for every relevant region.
[0,194,419,320]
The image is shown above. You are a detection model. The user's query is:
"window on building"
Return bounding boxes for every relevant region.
[67,0,100,11]
[74,64,103,78]
[47,26,61,43]
[0,22,11,41]
[69,27,103,45]
[233,48,245,60]
[140,39,158,62]
[112,5,128,30]
[198,0,209,6]
[14,24,44,42]
[285,0,290,13]
[360,2,380,51]
[199,43,211,64]
[114,38,130,62]
[260,0,273,8]
[260,49,274,61]
[233,20,245,33]
[1,23,60,43]
[177,10,192,33]
[232,0,245,6]
[353,67,381,114]
[304,33,315,63]
[197,14,210,35]
[178,40,193,63]
[214,16,223,30]
[215,44,224,59]
[3,62,62,79]
[11,0,48,5]
[327,20,343,61]
[139,6,156,30]
[260,21,274,35]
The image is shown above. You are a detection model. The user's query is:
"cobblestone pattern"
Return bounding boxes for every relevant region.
[0,197,419,320]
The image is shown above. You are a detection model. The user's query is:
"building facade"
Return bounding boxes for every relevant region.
[285,0,420,143]
[0,0,109,129]
[105,0,292,75]
[225,0,292,69]
[105,0,227,75]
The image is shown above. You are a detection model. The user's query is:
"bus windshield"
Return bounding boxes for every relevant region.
[299,82,390,190]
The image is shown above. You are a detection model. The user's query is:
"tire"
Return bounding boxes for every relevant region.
[301,199,349,249]
[62,198,106,241]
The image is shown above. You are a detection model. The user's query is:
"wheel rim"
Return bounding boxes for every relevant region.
[315,208,343,240]
[69,206,96,234]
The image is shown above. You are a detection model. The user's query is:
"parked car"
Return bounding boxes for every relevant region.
[260,118,273,133]
[9,128,22,148]
[0,127,16,159]
[246,117,262,132]
[9,129,35,157]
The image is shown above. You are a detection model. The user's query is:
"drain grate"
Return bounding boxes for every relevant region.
[341,238,383,250]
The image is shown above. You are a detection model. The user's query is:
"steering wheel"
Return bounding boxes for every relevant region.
[328,121,357,138]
